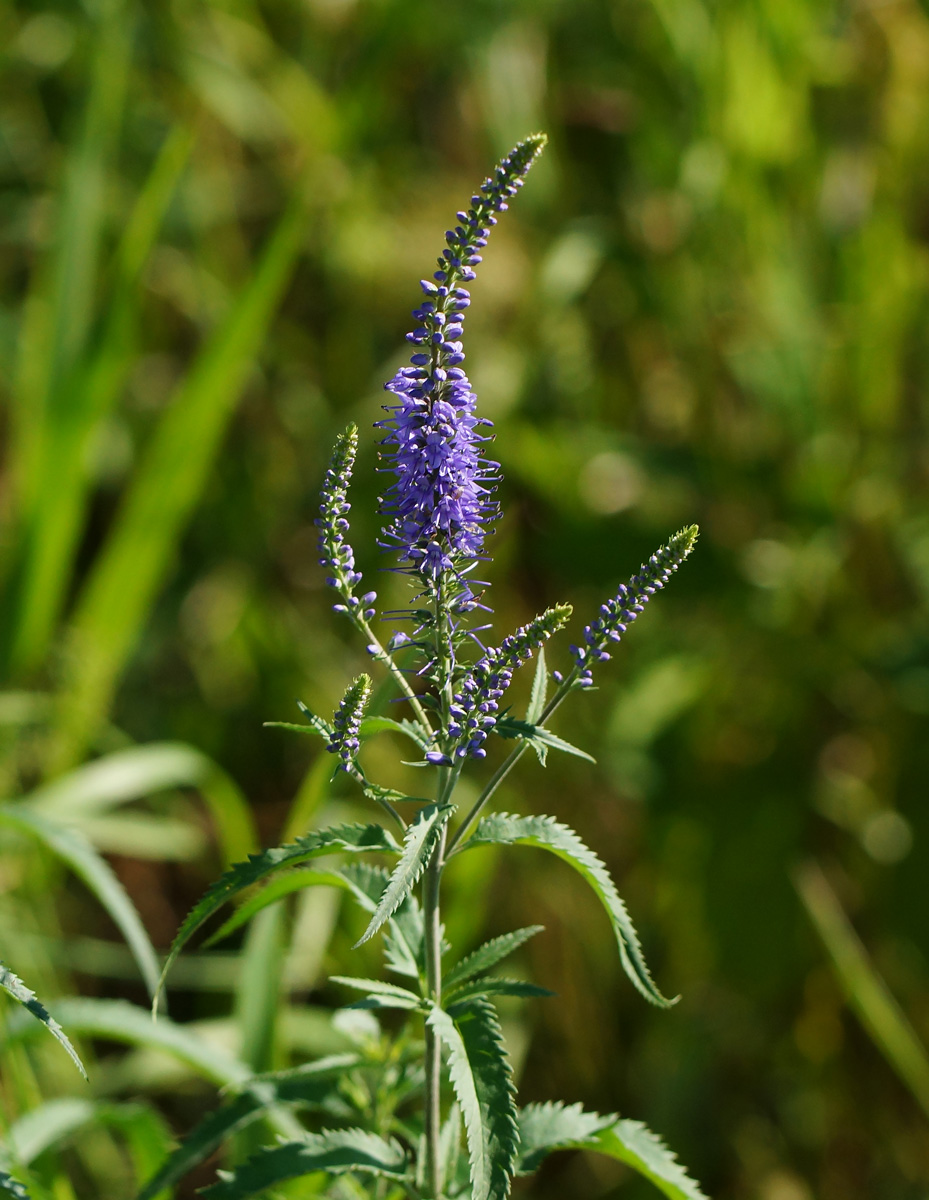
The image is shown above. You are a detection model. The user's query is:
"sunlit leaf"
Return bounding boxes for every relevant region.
[0,962,86,1079]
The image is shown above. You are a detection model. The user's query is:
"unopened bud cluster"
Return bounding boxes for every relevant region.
[449,605,572,759]
[327,675,372,769]
[316,425,376,622]
[570,527,698,686]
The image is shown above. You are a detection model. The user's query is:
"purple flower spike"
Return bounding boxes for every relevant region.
[571,526,699,685]
[328,674,372,770]
[377,135,547,598]
[449,604,572,759]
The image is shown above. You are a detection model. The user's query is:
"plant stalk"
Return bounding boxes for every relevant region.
[422,823,447,1199]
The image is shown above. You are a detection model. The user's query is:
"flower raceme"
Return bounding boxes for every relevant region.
[327,674,372,769]
[316,424,377,622]
[569,526,699,686]
[376,135,547,602]
[448,605,572,760]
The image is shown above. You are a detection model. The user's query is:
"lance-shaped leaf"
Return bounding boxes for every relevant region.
[517,1103,707,1199]
[198,1129,410,1198]
[525,648,548,724]
[0,806,160,999]
[136,1054,359,1200]
[443,926,544,991]
[0,963,86,1079]
[359,715,430,750]
[329,977,423,1011]
[494,716,594,766]
[354,803,452,948]
[445,978,553,1005]
[428,999,519,1200]
[155,822,399,1011]
[464,813,673,1008]
[0,1170,30,1200]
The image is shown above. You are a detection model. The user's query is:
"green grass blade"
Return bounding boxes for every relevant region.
[9,124,194,673]
[428,998,519,1200]
[7,1098,97,1164]
[0,806,160,999]
[795,860,929,1120]
[443,926,544,991]
[200,1131,409,1199]
[52,187,308,770]
[354,803,452,948]
[0,962,87,1078]
[3,998,250,1087]
[154,823,399,1013]
[22,742,256,863]
[464,813,673,1008]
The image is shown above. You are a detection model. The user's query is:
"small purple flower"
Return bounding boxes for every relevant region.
[449,604,572,759]
[316,425,376,619]
[377,135,547,598]
[328,674,372,769]
[571,526,699,685]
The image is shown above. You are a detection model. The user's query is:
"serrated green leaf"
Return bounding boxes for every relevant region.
[354,804,452,948]
[517,1105,707,1198]
[0,962,87,1078]
[0,1170,30,1199]
[494,717,594,764]
[329,977,422,1010]
[595,1121,708,1200]
[446,978,553,1004]
[517,1101,615,1173]
[464,813,673,1008]
[525,648,548,724]
[0,807,160,999]
[155,823,399,1012]
[136,1055,358,1200]
[428,999,519,1200]
[198,1129,409,1198]
[361,781,433,806]
[443,926,544,991]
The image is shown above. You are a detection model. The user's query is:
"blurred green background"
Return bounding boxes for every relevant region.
[2,0,929,1196]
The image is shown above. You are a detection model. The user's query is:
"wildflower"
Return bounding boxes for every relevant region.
[377,135,547,594]
[327,675,372,769]
[449,605,572,759]
[571,526,699,685]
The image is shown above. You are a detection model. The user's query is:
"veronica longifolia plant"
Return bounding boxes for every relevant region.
[150,136,706,1200]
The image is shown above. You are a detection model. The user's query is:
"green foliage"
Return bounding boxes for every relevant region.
[0,963,86,1078]
[464,813,674,1007]
[493,716,595,766]
[355,803,453,947]
[155,823,400,1010]
[517,1103,709,1200]
[429,1000,520,1200]
[0,1170,30,1200]
[198,1129,410,1198]
[443,925,545,990]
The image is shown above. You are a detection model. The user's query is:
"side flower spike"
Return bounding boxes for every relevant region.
[316,424,377,621]
[328,675,372,770]
[449,604,573,759]
[570,526,699,686]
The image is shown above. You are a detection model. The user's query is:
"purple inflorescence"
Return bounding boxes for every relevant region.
[571,526,699,686]
[316,425,377,622]
[448,604,572,759]
[377,135,547,600]
[327,674,372,769]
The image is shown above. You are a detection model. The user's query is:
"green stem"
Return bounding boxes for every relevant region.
[353,612,435,740]
[445,666,580,858]
[423,820,447,1199]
